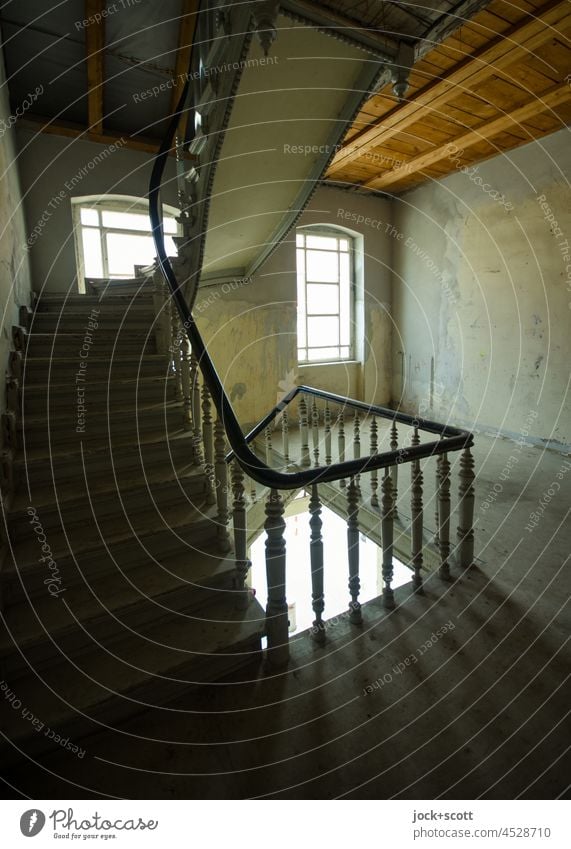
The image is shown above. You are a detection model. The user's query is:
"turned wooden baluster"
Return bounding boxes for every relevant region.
[299,394,310,466]
[410,426,424,592]
[282,409,290,467]
[324,401,332,465]
[390,420,399,516]
[232,461,250,608]
[265,489,289,666]
[265,425,273,466]
[434,453,441,546]
[438,452,451,580]
[202,383,215,504]
[353,411,362,497]
[180,334,192,430]
[347,477,362,624]
[370,417,379,508]
[214,419,231,551]
[171,302,182,399]
[381,468,396,609]
[337,408,346,488]
[311,399,320,467]
[250,477,257,504]
[190,352,203,465]
[309,484,325,643]
[457,447,475,570]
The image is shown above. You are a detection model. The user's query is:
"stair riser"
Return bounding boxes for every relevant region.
[35,296,154,310]
[9,476,206,541]
[2,578,237,682]
[3,521,220,603]
[15,436,195,488]
[22,382,177,415]
[30,316,159,332]
[22,359,169,381]
[19,410,184,449]
[24,342,158,360]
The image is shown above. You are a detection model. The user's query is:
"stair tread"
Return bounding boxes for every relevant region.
[22,354,166,364]
[1,548,236,653]
[0,596,264,751]
[7,499,216,572]
[9,462,201,515]
[19,399,182,428]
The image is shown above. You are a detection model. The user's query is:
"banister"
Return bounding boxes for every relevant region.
[149,4,473,491]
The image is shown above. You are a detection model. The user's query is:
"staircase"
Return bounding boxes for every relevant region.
[0,283,264,765]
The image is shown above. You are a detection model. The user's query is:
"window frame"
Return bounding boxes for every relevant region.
[296,226,356,365]
[71,196,180,290]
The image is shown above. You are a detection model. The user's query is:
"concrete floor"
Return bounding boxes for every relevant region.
[2,432,570,799]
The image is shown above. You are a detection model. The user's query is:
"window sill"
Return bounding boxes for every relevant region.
[298,360,360,367]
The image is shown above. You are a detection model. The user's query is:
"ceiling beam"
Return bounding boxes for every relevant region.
[363,83,571,190]
[85,0,105,135]
[327,0,570,177]
[170,0,200,139]
[20,115,195,159]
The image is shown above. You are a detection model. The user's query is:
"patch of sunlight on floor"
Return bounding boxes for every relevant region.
[250,493,411,636]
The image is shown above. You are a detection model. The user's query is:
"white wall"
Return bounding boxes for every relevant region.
[0,43,32,413]
[15,127,178,294]
[391,128,571,449]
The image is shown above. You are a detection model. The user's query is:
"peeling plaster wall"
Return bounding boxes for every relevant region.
[0,44,32,414]
[391,129,571,449]
[15,128,178,294]
[196,185,393,428]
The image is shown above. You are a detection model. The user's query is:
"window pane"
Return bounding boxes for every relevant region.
[101,210,150,231]
[340,278,351,346]
[340,346,350,359]
[308,316,339,347]
[306,283,339,315]
[106,233,156,276]
[339,238,349,251]
[305,234,338,251]
[164,235,176,257]
[81,228,103,277]
[296,234,304,247]
[297,248,307,347]
[298,348,307,362]
[163,217,178,235]
[307,346,341,362]
[80,208,99,226]
[340,252,350,283]
[306,249,338,283]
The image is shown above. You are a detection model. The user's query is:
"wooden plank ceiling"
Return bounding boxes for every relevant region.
[325,0,571,193]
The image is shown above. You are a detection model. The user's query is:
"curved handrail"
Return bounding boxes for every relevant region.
[149,17,473,490]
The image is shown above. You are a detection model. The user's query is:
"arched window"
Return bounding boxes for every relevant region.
[296,226,355,363]
[72,195,180,283]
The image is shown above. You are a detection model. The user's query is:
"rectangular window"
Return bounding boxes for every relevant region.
[72,200,179,282]
[296,230,354,363]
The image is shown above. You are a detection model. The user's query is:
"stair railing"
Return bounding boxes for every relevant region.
[150,0,476,667]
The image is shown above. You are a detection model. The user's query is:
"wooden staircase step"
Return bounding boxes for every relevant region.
[0,595,264,766]
[8,464,204,540]
[5,498,218,576]
[24,333,158,357]
[0,548,239,679]
[13,428,195,486]
[18,401,184,448]
[21,375,177,414]
[21,354,169,380]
